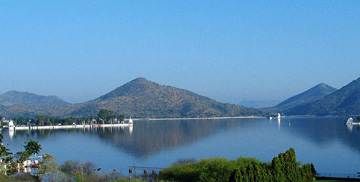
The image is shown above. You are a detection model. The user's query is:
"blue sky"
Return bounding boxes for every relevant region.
[0,1,359,104]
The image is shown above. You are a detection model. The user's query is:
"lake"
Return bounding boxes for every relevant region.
[2,117,360,178]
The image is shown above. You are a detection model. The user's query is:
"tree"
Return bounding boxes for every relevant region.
[14,151,29,163]
[24,139,42,156]
[0,134,12,163]
[38,153,60,181]
[117,115,125,123]
[36,115,48,126]
[15,116,26,125]
[357,116,360,121]
[98,109,115,124]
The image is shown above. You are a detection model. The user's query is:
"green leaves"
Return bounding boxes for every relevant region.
[98,109,116,124]
[161,148,316,182]
[14,151,29,163]
[23,139,42,156]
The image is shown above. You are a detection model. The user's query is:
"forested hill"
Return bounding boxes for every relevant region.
[70,77,267,118]
[286,77,360,115]
[266,83,337,112]
[0,78,268,118]
[0,91,69,106]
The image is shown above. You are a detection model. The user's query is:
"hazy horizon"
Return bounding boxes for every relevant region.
[1,1,359,104]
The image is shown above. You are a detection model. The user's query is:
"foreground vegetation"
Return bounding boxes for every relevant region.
[160,148,316,182]
[0,144,317,182]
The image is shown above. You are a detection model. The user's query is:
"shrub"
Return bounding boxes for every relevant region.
[160,148,316,182]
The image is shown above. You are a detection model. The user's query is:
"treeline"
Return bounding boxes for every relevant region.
[7,109,125,126]
[160,148,316,182]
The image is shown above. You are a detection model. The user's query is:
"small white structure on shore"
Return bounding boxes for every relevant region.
[129,117,133,125]
[8,120,15,130]
[346,117,360,125]
[277,113,281,120]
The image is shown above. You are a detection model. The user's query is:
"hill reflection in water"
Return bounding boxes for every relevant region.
[281,117,360,153]
[10,119,248,158]
[3,117,360,176]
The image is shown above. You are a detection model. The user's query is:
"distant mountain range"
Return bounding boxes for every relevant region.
[0,78,267,118]
[265,83,337,112]
[286,77,360,115]
[3,77,360,118]
[0,91,69,106]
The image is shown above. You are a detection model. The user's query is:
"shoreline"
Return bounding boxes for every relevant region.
[129,115,348,121]
[130,116,265,121]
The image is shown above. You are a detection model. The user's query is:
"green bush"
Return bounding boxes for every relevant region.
[160,162,200,182]
[160,148,316,182]
[230,148,316,182]
[197,158,232,182]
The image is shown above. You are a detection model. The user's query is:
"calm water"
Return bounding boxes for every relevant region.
[2,117,360,177]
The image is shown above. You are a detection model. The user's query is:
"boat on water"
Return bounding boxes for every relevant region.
[277,113,281,120]
[346,118,360,125]
[129,117,133,125]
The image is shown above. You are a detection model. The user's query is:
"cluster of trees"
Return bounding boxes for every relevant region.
[0,137,138,182]
[0,147,317,182]
[160,148,316,182]
[0,134,45,178]
[5,109,125,126]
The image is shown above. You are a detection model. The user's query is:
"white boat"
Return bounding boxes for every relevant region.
[129,117,133,125]
[277,113,281,120]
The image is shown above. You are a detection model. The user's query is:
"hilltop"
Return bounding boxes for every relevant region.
[266,83,337,112]
[0,91,69,106]
[0,78,267,118]
[286,77,360,115]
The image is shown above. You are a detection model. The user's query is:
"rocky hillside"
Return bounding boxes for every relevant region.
[0,78,267,118]
[70,78,266,118]
[267,83,337,112]
[286,78,360,115]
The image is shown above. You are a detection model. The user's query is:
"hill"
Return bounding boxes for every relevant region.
[266,83,337,112]
[0,91,69,106]
[70,77,266,118]
[0,78,267,118]
[286,78,360,115]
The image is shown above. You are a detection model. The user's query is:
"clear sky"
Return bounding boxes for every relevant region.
[0,1,359,104]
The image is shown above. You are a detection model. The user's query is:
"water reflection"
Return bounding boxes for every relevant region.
[347,123,354,132]
[2,117,360,176]
[97,119,246,157]
[6,119,249,158]
[5,118,360,157]
[129,125,133,134]
[9,129,14,139]
[282,117,360,152]
[278,118,281,129]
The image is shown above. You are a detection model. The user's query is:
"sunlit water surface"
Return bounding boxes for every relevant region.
[2,117,360,177]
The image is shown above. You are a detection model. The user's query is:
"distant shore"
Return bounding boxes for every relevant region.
[130,116,265,121]
[129,115,347,121]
